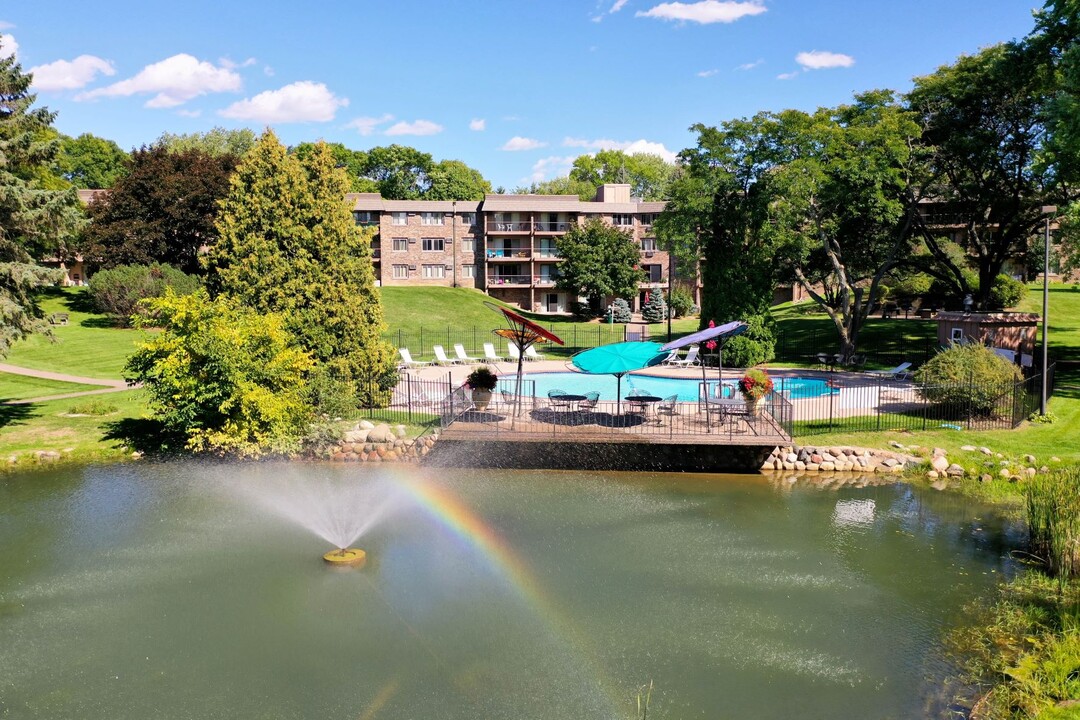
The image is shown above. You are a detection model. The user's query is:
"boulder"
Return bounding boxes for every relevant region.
[343,429,369,444]
[980,474,993,483]
[931,480,949,491]
[358,420,375,430]
[785,452,798,464]
[1025,467,1037,478]
[395,425,407,438]
[820,461,835,472]
[979,447,993,455]
[926,470,939,479]
[1024,454,1037,464]
[960,445,977,452]
[931,455,950,472]
[367,424,394,443]
[882,458,899,468]
[947,464,965,477]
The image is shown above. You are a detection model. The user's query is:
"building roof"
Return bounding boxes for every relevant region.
[936,312,1040,323]
[346,192,384,211]
[383,199,482,212]
[482,194,585,212]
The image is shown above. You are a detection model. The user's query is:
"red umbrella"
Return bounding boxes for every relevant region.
[486,302,564,423]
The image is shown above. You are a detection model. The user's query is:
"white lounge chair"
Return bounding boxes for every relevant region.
[398,348,430,369]
[454,343,480,363]
[432,345,461,365]
[524,345,544,361]
[483,343,505,362]
[670,346,701,368]
[507,343,522,361]
[867,362,913,381]
[659,349,680,365]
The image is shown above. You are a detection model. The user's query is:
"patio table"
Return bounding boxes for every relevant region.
[626,395,663,424]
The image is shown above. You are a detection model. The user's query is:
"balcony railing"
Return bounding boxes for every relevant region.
[534,221,573,233]
[533,276,558,286]
[486,248,531,259]
[487,220,532,233]
[487,275,531,286]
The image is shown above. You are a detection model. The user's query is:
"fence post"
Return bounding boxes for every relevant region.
[406,374,413,423]
[876,383,882,432]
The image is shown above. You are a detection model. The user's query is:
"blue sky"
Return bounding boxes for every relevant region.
[5,1,1038,189]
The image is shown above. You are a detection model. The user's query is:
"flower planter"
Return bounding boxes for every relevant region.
[472,389,492,410]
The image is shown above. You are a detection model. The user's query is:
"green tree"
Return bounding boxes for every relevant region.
[640,289,668,323]
[126,289,313,456]
[209,132,396,397]
[291,141,373,193]
[569,150,678,200]
[156,126,257,157]
[87,262,201,327]
[55,133,129,188]
[516,175,597,200]
[358,144,434,199]
[555,217,643,312]
[0,44,77,357]
[427,159,492,200]
[81,145,237,274]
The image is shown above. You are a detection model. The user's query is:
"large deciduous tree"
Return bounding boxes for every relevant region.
[55,133,128,188]
[427,159,492,200]
[0,44,78,356]
[208,132,396,396]
[81,145,237,274]
[156,126,257,157]
[554,218,643,313]
[569,150,678,201]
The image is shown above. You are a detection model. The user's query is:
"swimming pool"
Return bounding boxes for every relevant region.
[502,371,838,402]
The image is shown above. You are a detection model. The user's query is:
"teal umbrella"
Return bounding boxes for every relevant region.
[571,341,669,413]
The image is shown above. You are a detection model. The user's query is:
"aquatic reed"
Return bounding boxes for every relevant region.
[1026,466,1080,580]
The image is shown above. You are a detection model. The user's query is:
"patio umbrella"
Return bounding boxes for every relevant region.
[570,341,669,413]
[661,320,748,430]
[486,302,564,424]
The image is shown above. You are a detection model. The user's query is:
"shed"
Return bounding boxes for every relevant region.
[935,312,1040,364]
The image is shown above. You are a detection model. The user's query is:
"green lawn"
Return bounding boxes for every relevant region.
[7,287,144,380]
[0,373,102,401]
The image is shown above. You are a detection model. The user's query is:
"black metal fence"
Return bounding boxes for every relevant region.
[773,327,939,368]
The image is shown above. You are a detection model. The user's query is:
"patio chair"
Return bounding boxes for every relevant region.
[657,394,679,421]
[548,389,572,412]
[524,345,545,361]
[500,389,532,416]
[867,362,913,381]
[454,344,480,363]
[398,348,431,369]
[659,349,680,365]
[669,346,701,368]
[578,391,600,413]
[507,343,522,361]
[483,343,505,362]
[626,389,649,415]
[432,345,461,365]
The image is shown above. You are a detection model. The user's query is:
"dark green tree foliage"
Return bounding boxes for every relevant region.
[569,150,678,201]
[292,141,372,193]
[88,263,201,326]
[427,159,492,200]
[554,217,644,312]
[914,343,1021,416]
[81,145,237,274]
[640,289,668,323]
[209,132,396,396]
[125,289,313,457]
[156,126,257,157]
[55,133,129,188]
[610,298,632,323]
[516,175,597,200]
[0,44,76,356]
[358,144,433,199]
[668,286,696,318]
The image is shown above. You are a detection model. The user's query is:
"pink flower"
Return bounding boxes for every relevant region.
[705,319,718,351]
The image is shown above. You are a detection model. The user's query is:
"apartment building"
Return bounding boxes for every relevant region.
[350,183,672,315]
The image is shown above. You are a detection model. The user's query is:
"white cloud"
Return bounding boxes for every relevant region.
[0,21,14,30]
[0,33,17,59]
[562,137,678,163]
[345,113,394,135]
[176,108,201,118]
[29,55,115,91]
[76,53,240,108]
[384,119,443,136]
[610,0,630,12]
[219,56,256,70]
[636,1,766,24]
[736,59,763,70]
[501,136,547,151]
[777,71,800,80]
[219,81,348,122]
[527,156,576,183]
[469,118,486,131]
[795,50,854,70]
[263,65,275,77]
[697,68,718,77]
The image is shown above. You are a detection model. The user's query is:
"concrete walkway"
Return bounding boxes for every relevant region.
[0,363,134,405]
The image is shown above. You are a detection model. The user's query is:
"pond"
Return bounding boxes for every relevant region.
[0,463,1020,719]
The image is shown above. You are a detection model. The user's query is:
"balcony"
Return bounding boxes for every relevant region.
[486,248,531,260]
[533,276,558,287]
[486,220,531,233]
[534,221,574,233]
[487,274,531,287]
[371,248,381,260]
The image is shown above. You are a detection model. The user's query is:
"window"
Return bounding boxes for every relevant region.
[461,238,475,253]
[951,328,964,342]
[421,212,444,226]
[639,213,658,226]
[392,237,408,252]
[422,264,446,278]
[391,212,407,225]
[353,211,376,225]
[641,237,657,251]
[422,237,445,252]
[645,264,663,282]
[460,212,476,226]
[462,264,475,279]
[392,264,409,279]
[613,213,633,226]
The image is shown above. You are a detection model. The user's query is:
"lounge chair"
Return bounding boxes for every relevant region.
[454,344,480,363]
[867,362,913,381]
[669,346,701,368]
[524,345,545,361]
[398,348,430,369]
[659,349,680,365]
[507,343,522,362]
[483,343,505,362]
[432,345,461,365]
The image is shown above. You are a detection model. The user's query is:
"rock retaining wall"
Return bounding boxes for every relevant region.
[762,444,920,474]
[323,420,440,463]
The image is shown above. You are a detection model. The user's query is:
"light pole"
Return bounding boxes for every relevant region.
[1041,205,1057,416]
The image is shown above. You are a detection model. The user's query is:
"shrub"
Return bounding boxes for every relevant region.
[640,290,668,323]
[989,273,1026,309]
[67,399,118,416]
[305,364,358,419]
[88,263,201,327]
[915,343,1022,416]
[721,314,776,369]
[669,286,695,318]
[611,298,632,323]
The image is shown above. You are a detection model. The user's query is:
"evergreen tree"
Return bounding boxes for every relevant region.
[0,43,79,357]
[611,298,633,323]
[209,132,395,399]
[641,290,668,323]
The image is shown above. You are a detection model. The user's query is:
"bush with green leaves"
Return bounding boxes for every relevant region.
[914,343,1022,416]
[125,288,314,457]
[305,364,359,419]
[610,298,632,323]
[989,273,1026,309]
[669,286,695,318]
[641,290,668,323]
[720,314,776,369]
[88,263,201,326]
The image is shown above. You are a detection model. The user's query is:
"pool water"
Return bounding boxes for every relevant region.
[505,371,838,402]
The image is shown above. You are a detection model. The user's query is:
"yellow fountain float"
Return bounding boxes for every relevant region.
[323,547,367,568]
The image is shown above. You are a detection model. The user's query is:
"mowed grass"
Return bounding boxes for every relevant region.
[0,373,102,401]
[7,287,144,380]
[0,389,147,463]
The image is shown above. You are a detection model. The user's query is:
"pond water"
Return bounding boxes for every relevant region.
[0,463,1021,719]
[510,371,839,401]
